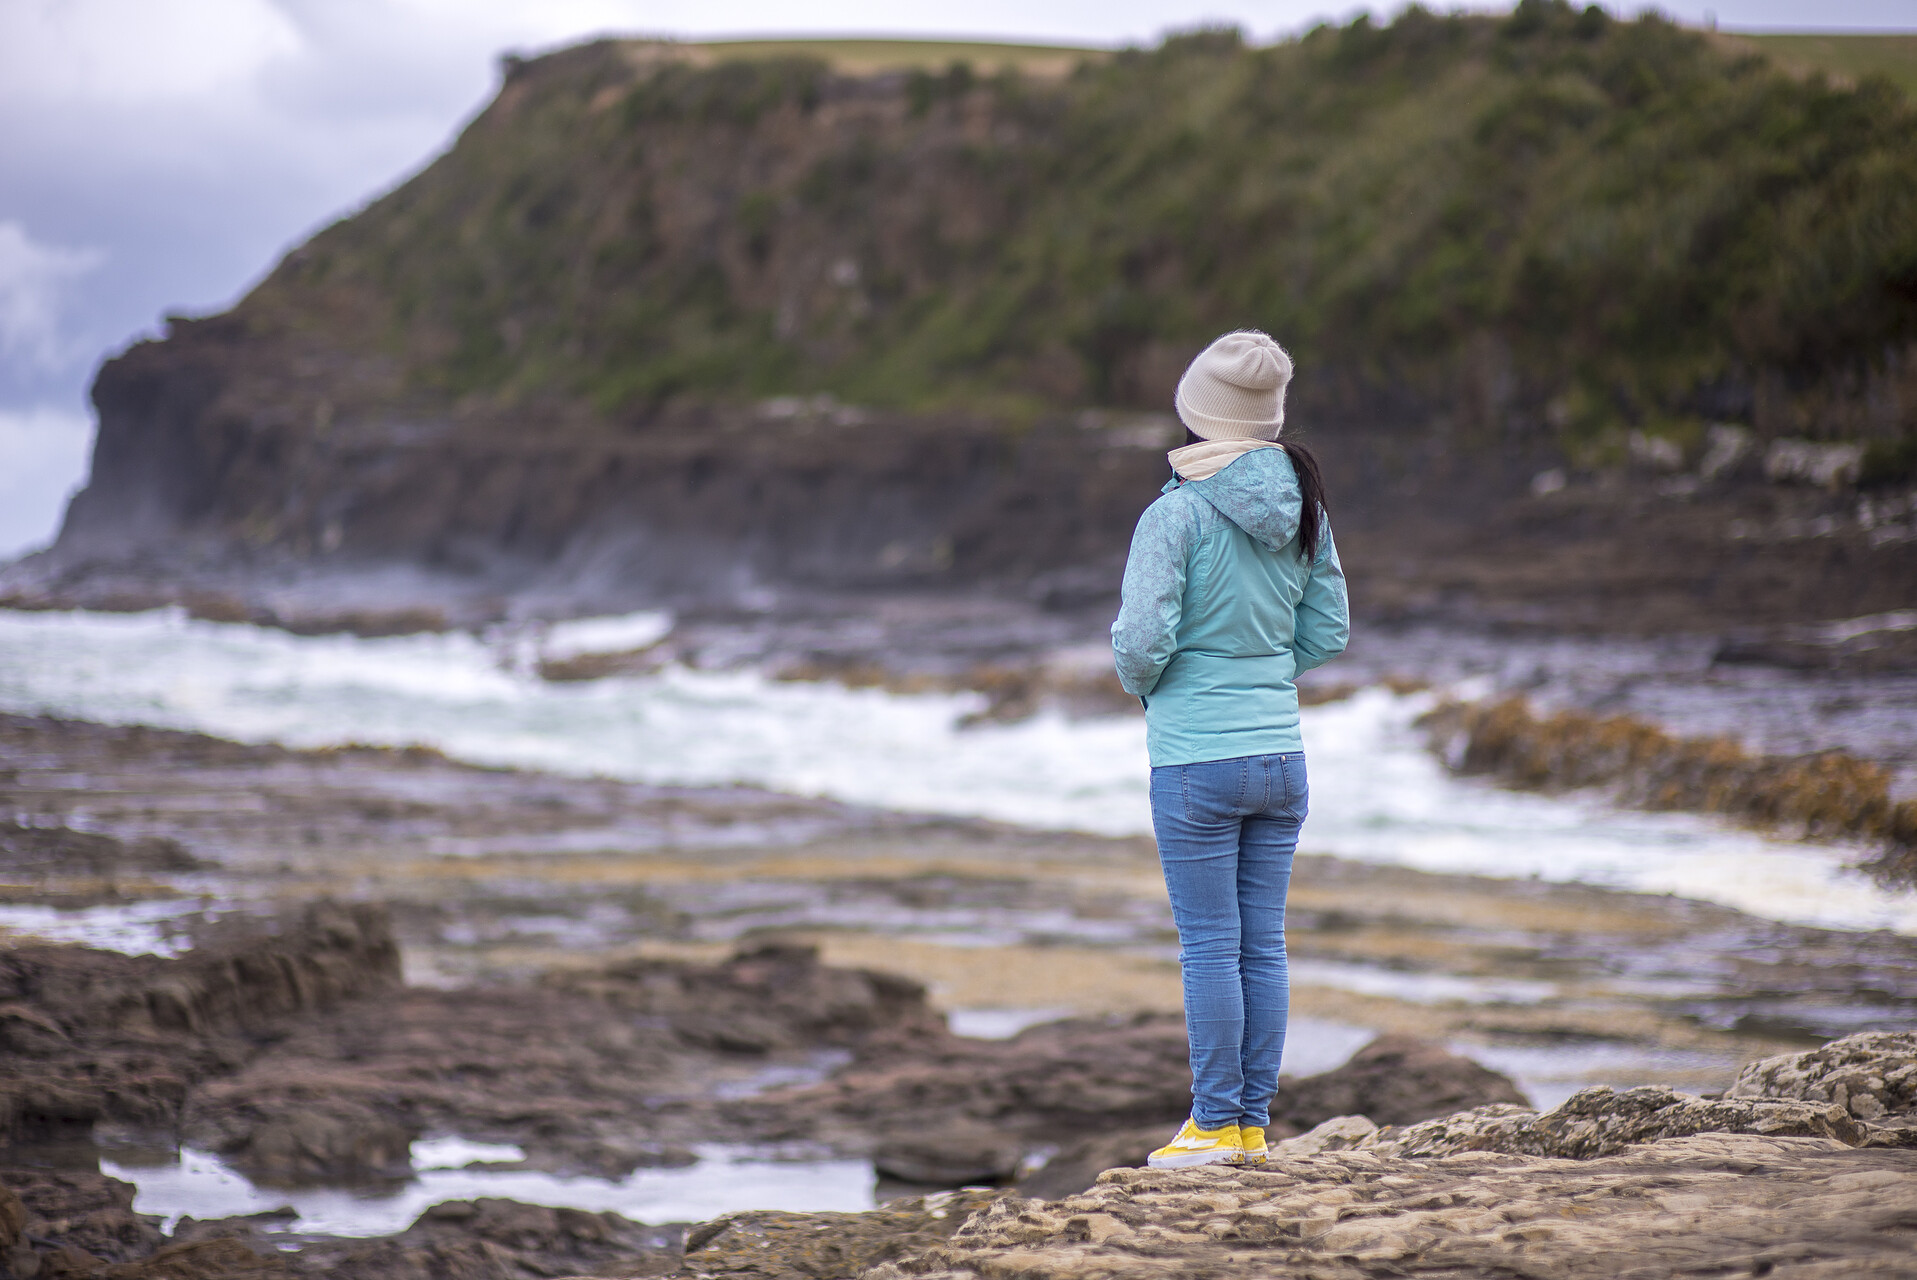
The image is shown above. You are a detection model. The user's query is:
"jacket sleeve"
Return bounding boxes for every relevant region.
[1292,524,1350,675]
[1112,496,1199,698]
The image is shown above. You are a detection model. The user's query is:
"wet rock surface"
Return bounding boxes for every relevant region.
[682,1190,1003,1280]
[6,710,1917,1275]
[0,1167,682,1279]
[283,1197,682,1280]
[0,823,202,904]
[182,939,946,1178]
[1,1168,165,1268]
[0,903,399,1150]
[831,1029,1531,1199]
[0,909,948,1178]
[7,708,1915,1058]
[1421,695,1917,879]
[0,905,1549,1276]
[0,894,1526,1194]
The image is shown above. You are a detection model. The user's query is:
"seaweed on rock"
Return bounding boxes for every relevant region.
[1420,696,1917,887]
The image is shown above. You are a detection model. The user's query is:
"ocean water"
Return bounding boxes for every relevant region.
[107,1138,875,1236]
[2,607,1912,935]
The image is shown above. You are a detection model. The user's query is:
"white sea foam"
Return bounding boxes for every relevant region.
[1,608,1913,935]
[540,610,673,661]
[0,899,205,955]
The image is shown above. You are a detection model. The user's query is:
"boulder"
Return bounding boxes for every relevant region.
[1013,1126,1169,1203]
[225,1110,418,1185]
[773,1027,1527,1178]
[0,1167,167,1275]
[682,1190,1002,1280]
[1361,1086,1867,1159]
[826,1031,1530,1198]
[96,1238,293,1279]
[1271,1114,1379,1157]
[0,904,401,1153]
[1728,1031,1917,1122]
[875,1124,1025,1187]
[305,1197,681,1280]
[1272,1034,1530,1129]
[548,943,947,1052]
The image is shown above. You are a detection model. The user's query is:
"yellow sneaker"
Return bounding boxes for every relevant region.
[1238,1125,1268,1165]
[1146,1118,1243,1169]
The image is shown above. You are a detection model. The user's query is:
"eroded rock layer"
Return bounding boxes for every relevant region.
[853,1136,1917,1280]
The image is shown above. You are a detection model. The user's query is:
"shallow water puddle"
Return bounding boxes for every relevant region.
[0,898,205,955]
[1456,1040,1745,1111]
[946,1007,1078,1039]
[1279,1017,1380,1077]
[106,1138,876,1236]
[1289,959,1559,1006]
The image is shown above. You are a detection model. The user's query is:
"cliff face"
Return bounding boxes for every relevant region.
[61,314,1179,611]
[23,6,1917,632]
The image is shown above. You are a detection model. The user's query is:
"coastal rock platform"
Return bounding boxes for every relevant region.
[838,1135,1917,1280]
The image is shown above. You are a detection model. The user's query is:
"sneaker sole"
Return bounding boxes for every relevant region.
[1146,1149,1242,1169]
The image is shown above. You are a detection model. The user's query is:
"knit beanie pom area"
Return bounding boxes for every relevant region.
[1174,330,1293,441]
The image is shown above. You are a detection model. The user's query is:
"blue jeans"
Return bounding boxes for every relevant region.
[1149,752,1306,1130]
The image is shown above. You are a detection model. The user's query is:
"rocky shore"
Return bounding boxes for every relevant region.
[3,705,1917,1277]
[681,1035,1917,1280]
[5,894,1915,1280]
[0,908,1535,1278]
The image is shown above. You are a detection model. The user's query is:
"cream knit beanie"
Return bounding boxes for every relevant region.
[1173,330,1293,440]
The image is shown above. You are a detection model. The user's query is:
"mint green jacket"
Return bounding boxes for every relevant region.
[1111,448,1349,767]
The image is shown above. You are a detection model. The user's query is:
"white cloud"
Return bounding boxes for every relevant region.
[0,222,106,372]
[0,404,93,560]
[0,0,304,105]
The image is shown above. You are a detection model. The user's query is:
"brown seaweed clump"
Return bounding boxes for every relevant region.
[1419,697,1917,888]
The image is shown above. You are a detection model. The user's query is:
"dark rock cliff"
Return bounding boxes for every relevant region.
[13,13,1917,634]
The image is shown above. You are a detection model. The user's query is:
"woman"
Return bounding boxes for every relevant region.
[1111,330,1349,1169]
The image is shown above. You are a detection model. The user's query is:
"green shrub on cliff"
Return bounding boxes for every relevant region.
[252,4,1917,442]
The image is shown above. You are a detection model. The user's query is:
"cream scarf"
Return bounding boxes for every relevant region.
[1167,438,1278,482]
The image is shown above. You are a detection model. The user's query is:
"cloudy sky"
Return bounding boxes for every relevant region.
[1,0,1910,558]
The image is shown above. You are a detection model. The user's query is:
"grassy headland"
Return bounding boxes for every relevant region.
[244,1,1916,464]
[45,5,1916,642]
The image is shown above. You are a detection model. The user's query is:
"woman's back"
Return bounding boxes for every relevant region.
[1112,446,1348,767]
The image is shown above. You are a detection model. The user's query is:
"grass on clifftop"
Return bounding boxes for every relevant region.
[252,2,1917,458]
[1733,32,1917,99]
[687,38,1102,78]
[689,30,1917,94]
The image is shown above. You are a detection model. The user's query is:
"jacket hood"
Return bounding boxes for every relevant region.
[1163,446,1303,553]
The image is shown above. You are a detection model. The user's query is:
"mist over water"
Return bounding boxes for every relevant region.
[2,607,1911,934]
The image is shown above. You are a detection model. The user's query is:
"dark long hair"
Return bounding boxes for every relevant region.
[1179,429,1329,562]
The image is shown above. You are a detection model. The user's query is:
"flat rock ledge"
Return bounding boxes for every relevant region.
[679,1136,1917,1280]
[683,1034,1917,1280]
[871,1135,1917,1280]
